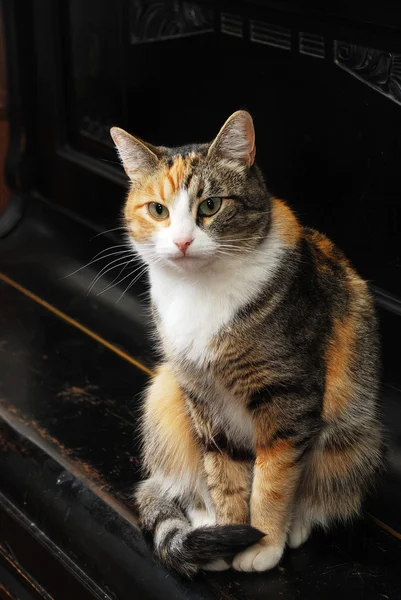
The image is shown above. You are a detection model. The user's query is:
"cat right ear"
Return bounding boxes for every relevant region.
[110,127,158,181]
[208,110,256,169]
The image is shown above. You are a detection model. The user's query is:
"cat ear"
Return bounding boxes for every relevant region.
[208,110,256,168]
[110,127,159,181]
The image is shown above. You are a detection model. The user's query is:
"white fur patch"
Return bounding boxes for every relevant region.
[233,541,284,572]
[168,189,195,243]
[149,226,285,365]
[288,517,311,549]
[188,508,216,528]
[207,382,255,447]
[153,470,214,514]
[203,559,231,571]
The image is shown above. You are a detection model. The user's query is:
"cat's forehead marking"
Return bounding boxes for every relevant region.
[167,155,186,195]
[126,150,204,216]
[158,153,198,204]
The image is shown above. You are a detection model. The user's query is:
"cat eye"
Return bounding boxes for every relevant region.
[148,202,169,220]
[198,197,222,217]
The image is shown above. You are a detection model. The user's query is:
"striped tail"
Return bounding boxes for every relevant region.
[136,479,264,578]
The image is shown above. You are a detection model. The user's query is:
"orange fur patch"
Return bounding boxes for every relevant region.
[256,439,295,469]
[313,449,349,479]
[168,155,185,194]
[143,364,201,477]
[309,440,369,480]
[124,155,194,241]
[323,314,355,421]
[313,233,335,257]
[309,230,347,274]
[272,198,302,247]
[252,439,300,541]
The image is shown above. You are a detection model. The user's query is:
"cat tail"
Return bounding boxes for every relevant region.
[136,479,264,578]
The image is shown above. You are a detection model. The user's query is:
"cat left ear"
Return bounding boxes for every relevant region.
[208,110,256,168]
[110,127,159,181]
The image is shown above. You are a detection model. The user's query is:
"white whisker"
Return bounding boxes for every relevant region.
[86,256,136,296]
[220,236,267,242]
[95,260,135,296]
[117,267,149,303]
[97,260,146,296]
[62,246,131,279]
[116,256,163,303]
[90,226,126,240]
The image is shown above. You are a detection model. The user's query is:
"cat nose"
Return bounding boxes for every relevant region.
[174,238,193,255]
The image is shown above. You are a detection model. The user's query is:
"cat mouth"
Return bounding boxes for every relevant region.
[173,255,199,260]
[166,253,209,265]
[168,253,205,261]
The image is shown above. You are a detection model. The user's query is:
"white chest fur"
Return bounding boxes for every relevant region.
[151,273,235,363]
[149,234,284,364]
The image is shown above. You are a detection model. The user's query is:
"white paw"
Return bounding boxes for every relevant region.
[188,508,216,528]
[232,541,284,572]
[288,520,311,549]
[202,558,231,571]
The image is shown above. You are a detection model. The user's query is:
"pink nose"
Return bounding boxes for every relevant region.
[174,238,193,255]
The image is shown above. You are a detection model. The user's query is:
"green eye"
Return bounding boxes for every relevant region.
[199,197,222,217]
[148,202,169,220]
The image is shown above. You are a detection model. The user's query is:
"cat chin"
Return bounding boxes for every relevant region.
[162,255,214,272]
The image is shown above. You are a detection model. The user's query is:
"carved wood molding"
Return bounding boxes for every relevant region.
[334,40,401,106]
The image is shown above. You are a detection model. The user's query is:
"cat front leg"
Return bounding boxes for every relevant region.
[232,436,301,571]
[203,449,253,525]
[184,394,253,526]
[233,391,320,572]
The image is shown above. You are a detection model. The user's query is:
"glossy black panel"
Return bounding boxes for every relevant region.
[1,412,401,600]
[0,423,216,600]
[65,0,125,153]
[0,500,97,600]
[0,281,147,499]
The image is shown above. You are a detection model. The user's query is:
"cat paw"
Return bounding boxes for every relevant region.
[288,520,311,549]
[202,558,231,571]
[188,508,216,528]
[232,541,284,572]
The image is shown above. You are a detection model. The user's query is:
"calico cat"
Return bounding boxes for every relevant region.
[110,111,383,577]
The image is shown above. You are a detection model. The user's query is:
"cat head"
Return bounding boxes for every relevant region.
[111,111,270,272]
